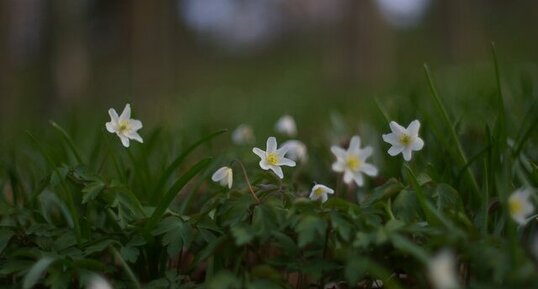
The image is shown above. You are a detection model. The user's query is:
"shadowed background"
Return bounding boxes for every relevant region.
[1,0,537,139]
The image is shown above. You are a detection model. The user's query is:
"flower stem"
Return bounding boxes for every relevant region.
[233,160,260,204]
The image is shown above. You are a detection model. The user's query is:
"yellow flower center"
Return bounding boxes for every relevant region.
[118,120,131,134]
[400,134,411,146]
[267,152,279,165]
[509,198,523,215]
[345,155,361,171]
[314,187,324,197]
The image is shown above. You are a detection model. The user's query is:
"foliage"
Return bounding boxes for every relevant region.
[2,54,538,289]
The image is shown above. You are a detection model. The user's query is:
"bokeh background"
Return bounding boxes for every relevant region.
[1,0,537,138]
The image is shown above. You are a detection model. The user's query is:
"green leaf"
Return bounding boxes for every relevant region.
[295,215,326,248]
[231,224,255,246]
[207,271,241,289]
[144,158,212,232]
[23,256,56,289]
[82,180,105,204]
[0,229,14,254]
[152,130,226,199]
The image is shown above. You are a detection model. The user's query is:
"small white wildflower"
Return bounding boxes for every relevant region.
[252,137,296,179]
[105,104,143,148]
[331,136,378,186]
[211,166,233,189]
[87,276,113,289]
[232,124,255,144]
[428,250,460,289]
[282,140,308,163]
[275,115,297,137]
[309,184,334,203]
[382,120,424,161]
[508,188,535,225]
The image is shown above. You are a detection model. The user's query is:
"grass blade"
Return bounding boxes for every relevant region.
[152,130,226,200]
[144,157,213,232]
[50,121,84,164]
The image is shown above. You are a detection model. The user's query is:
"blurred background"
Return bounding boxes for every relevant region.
[0,0,537,139]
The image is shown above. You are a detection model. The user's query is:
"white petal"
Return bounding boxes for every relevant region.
[119,135,130,147]
[129,119,143,131]
[259,160,270,170]
[119,104,131,121]
[353,172,364,186]
[402,148,413,161]
[278,157,296,167]
[349,136,361,151]
[227,170,233,189]
[270,166,284,179]
[388,146,404,156]
[412,137,424,151]
[211,167,229,182]
[321,194,328,203]
[252,147,266,159]
[331,146,347,159]
[108,109,119,123]
[127,131,143,143]
[361,163,378,176]
[359,146,373,160]
[332,160,345,172]
[309,191,317,200]
[343,171,354,184]
[382,133,399,146]
[105,122,116,133]
[407,120,421,136]
[389,121,406,135]
[276,146,289,158]
[266,137,277,153]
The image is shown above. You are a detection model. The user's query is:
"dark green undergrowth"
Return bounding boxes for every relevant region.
[2,49,538,289]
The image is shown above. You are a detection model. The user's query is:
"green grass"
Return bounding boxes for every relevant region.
[1,54,538,289]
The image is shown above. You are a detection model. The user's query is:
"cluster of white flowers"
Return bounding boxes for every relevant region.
[105,108,428,204]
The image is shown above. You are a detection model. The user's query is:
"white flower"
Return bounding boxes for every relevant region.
[428,250,460,289]
[105,104,143,148]
[232,124,255,144]
[211,166,233,189]
[87,276,113,289]
[508,188,535,225]
[282,140,308,163]
[331,136,378,186]
[275,115,297,137]
[382,120,424,161]
[309,184,334,203]
[252,137,296,179]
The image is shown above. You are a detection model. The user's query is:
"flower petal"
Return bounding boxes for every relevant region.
[252,147,266,159]
[407,120,421,136]
[278,157,296,167]
[266,137,277,153]
[343,171,354,184]
[402,148,413,161]
[359,146,373,160]
[321,194,328,203]
[127,131,144,143]
[382,133,399,146]
[129,119,143,131]
[270,166,284,179]
[259,160,270,170]
[119,135,130,147]
[352,172,364,186]
[332,160,345,172]
[211,167,229,182]
[331,146,347,159]
[388,146,403,156]
[227,170,233,189]
[389,121,406,135]
[412,137,424,151]
[108,108,119,123]
[349,136,361,151]
[361,163,378,176]
[119,104,131,121]
[105,122,116,133]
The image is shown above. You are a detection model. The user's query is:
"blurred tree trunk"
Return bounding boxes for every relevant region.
[51,0,90,107]
[438,0,485,62]
[324,0,394,87]
[129,0,177,109]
